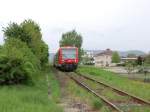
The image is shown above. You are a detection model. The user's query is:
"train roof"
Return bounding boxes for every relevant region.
[60,46,77,49]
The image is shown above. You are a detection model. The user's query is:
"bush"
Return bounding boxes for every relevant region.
[3,19,49,68]
[0,38,40,84]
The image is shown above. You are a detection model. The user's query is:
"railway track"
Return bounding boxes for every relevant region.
[66,72,150,112]
[67,73,123,112]
[75,72,150,106]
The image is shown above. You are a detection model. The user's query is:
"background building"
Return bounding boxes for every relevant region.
[94,49,113,67]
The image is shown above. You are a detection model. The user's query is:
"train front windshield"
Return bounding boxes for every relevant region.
[62,48,76,59]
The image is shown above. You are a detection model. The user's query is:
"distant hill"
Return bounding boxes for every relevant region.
[119,50,146,57]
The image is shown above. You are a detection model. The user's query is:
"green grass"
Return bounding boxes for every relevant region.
[48,70,61,103]
[77,66,150,101]
[79,75,130,101]
[0,70,63,112]
[92,99,103,110]
[77,66,150,112]
[66,77,111,112]
[120,73,150,82]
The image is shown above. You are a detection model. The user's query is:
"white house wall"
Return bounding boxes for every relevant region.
[95,55,112,67]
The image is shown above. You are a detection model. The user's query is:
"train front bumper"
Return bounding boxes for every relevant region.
[61,63,78,71]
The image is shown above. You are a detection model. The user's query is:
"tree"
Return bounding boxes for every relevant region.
[21,20,49,66]
[60,30,82,47]
[59,30,83,61]
[3,23,31,44]
[112,51,120,63]
[38,40,49,66]
[127,53,136,58]
[137,56,143,65]
[3,19,49,67]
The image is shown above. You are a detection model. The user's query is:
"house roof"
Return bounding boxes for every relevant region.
[94,49,113,57]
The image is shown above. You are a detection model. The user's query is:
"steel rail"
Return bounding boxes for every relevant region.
[75,72,150,106]
[67,74,124,112]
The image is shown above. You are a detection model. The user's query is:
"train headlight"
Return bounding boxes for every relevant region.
[62,60,65,63]
[75,59,77,63]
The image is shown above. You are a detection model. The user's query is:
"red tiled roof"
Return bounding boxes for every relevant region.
[95,49,113,57]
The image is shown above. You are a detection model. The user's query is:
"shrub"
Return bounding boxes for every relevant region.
[3,19,49,68]
[0,38,40,84]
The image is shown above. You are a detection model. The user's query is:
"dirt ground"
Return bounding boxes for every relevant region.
[54,70,99,112]
[104,67,131,74]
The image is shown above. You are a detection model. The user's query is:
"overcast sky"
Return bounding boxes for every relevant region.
[0,0,150,53]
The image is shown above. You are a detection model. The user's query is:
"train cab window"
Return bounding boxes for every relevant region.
[62,48,76,59]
